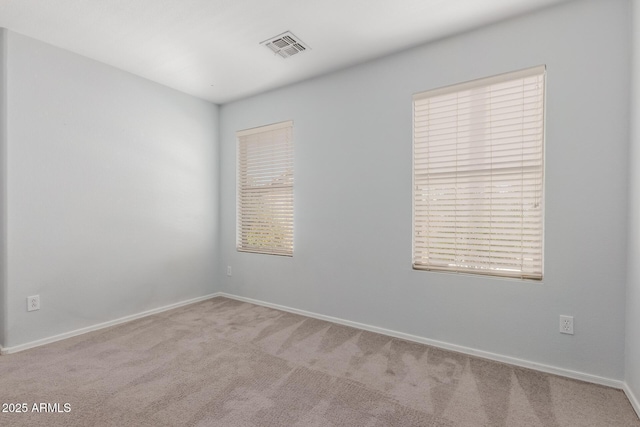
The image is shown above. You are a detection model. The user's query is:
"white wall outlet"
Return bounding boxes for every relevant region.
[27,295,40,312]
[559,315,574,335]
[227,265,232,276]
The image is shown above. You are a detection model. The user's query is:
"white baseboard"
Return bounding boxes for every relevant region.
[1,291,630,396]
[0,293,220,355]
[219,292,624,390]
[624,382,640,419]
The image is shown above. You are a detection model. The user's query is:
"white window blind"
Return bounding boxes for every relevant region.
[412,66,545,280]
[237,121,294,256]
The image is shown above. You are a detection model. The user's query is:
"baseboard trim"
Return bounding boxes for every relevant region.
[624,382,640,419]
[1,291,628,394]
[0,293,220,355]
[219,292,624,390]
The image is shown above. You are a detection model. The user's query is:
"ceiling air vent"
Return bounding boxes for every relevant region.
[261,31,309,59]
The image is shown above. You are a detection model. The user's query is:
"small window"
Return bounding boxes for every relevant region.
[237,121,294,256]
[412,66,545,280]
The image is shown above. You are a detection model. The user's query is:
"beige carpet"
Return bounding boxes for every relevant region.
[0,297,638,426]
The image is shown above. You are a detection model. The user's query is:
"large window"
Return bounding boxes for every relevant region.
[237,121,294,256]
[412,66,545,280]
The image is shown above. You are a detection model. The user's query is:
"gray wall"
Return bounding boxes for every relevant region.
[0,28,6,347]
[220,0,631,380]
[3,31,219,348]
[627,0,640,406]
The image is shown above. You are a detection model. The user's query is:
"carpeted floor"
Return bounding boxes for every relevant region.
[0,296,638,426]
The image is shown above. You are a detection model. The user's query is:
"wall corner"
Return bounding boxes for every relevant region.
[626,0,640,419]
[0,27,8,348]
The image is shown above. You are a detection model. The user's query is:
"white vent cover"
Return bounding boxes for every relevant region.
[261,31,309,59]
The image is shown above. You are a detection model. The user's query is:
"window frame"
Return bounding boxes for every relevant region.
[236,120,294,256]
[412,66,546,280]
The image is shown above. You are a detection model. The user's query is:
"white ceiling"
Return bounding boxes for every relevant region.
[0,0,568,104]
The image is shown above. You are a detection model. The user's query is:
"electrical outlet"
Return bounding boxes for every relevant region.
[227,266,232,276]
[559,315,574,335]
[27,295,40,312]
